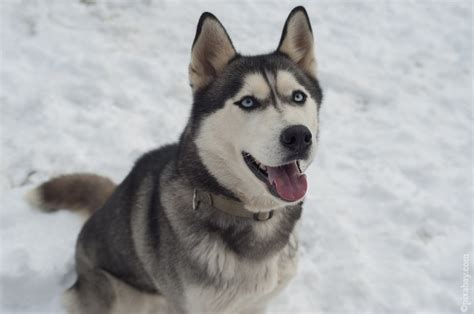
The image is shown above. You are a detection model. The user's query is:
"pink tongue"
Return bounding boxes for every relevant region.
[266,162,307,202]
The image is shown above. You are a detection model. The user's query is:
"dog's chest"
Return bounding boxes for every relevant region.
[184,234,298,313]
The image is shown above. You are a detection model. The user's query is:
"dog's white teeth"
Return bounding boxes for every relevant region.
[259,164,266,171]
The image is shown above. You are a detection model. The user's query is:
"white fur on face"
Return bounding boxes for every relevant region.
[195,70,319,211]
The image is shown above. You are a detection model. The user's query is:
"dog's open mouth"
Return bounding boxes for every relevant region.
[242,152,307,202]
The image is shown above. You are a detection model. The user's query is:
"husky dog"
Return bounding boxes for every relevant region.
[28,6,322,314]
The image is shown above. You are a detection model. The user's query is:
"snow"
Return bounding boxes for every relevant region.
[1,0,472,313]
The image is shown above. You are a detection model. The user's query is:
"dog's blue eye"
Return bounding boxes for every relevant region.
[235,96,259,109]
[292,91,306,104]
[241,97,254,107]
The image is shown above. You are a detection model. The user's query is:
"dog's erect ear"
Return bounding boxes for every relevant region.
[189,13,237,92]
[277,6,316,78]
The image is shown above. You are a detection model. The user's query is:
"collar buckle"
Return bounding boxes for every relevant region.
[193,189,213,211]
[192,189,201,210]
[193,189,273,222]
[253,211,273,221]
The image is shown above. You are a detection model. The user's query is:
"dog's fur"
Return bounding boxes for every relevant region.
[28,7,323,313]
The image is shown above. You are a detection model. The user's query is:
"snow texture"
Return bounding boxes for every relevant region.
[1,0,472,313]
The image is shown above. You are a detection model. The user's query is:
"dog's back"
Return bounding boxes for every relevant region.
[31,145,178,313]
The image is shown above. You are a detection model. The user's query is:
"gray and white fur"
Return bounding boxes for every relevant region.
[28,6,323,313]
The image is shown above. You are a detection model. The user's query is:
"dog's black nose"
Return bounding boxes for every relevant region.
[280,125,312,154]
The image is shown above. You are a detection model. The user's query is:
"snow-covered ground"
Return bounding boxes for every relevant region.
[1,0,472,313]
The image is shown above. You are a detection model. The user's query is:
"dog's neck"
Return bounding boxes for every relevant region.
[176,124,240,201]
[176,123,291,216]
[164,147,303,260]
[192,189,274,221]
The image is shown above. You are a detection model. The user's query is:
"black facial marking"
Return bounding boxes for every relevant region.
[262,70,279,110]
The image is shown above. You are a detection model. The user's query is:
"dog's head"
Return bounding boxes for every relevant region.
[188,7,322,211]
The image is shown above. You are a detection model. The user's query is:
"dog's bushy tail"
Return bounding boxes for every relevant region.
[26,173,116,218]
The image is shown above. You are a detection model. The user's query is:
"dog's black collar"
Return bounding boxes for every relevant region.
[192,189,273,221]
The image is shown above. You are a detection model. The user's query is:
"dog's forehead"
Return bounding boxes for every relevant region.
[224,54,319,100]
[276,71,302,95]
[237,70,302,99]
[239,73,270,99]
